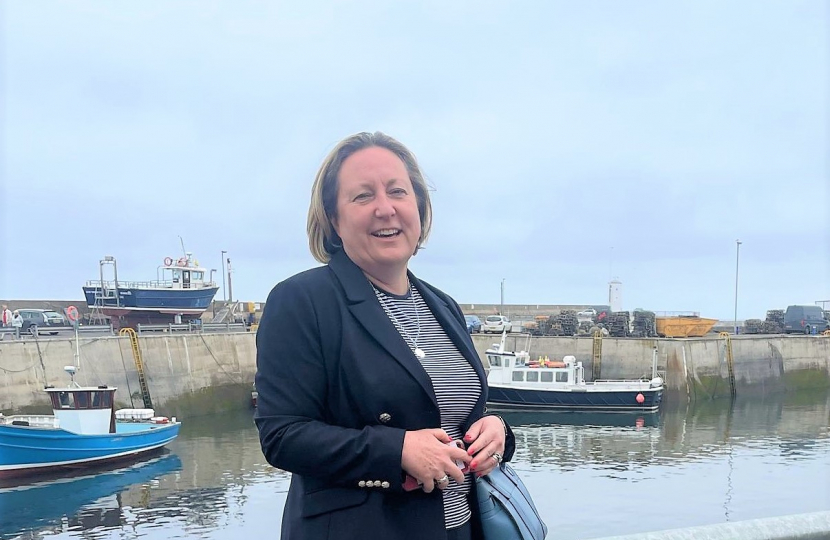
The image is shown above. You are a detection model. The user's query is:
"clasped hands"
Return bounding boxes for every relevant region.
[401,416,505,493]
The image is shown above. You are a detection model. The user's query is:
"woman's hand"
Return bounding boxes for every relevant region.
[463,416,505,477]
[401,429,471,493]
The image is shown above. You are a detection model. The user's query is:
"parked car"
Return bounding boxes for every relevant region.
[17,309,69,335]
[783,305,830,334]
[464,315,482,334]
[482,315,512,334]
[576,308,597,322]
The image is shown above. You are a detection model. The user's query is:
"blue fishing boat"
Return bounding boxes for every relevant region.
[0,370,180,479]
[83,252,219,326]
[484,333,664,412]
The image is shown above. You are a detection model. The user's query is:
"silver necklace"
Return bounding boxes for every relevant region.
[373,282,426,359]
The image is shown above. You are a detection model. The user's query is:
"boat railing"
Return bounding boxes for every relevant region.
[591,378,651,384]
[654,311,701,318]
[86,279,217,289]
[1,414,59,428]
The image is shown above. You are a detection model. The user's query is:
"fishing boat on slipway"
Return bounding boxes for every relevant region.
[484,332,664,412]
[82,252,219,327]
[0,367,180,479]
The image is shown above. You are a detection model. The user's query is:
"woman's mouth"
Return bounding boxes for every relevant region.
[372,229,402,238]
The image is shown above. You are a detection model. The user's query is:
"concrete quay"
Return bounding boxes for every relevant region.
[0,333,827,416]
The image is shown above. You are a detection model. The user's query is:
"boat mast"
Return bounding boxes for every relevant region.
[498,328,507,354]
[651,343,658,379]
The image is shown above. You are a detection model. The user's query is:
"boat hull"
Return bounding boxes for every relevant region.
[487,386,663,412]
[83,286,218,315]
[0,421,180,478]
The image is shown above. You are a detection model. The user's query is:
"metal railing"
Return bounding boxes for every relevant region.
[85,279,218,289]
[0,322,249,340]
[136,322,248,335]
[0,325,114,340]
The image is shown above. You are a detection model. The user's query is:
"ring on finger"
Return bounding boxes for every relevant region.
[491,452,503,464]
[435,474,450,486]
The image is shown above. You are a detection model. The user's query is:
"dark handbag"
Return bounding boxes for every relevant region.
[476,463,547,540]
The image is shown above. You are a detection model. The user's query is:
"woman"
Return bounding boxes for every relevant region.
[255,132,515,540]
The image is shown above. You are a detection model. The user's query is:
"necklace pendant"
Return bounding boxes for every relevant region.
[414,347,426,359]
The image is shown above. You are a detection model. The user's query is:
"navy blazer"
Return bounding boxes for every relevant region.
[255,250,515,540]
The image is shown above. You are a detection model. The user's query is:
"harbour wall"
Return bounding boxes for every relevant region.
[0,333,828,416]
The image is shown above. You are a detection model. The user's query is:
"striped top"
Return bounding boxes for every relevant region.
[372,282,481,530]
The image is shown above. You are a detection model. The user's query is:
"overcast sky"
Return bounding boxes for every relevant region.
[1,1,827,320]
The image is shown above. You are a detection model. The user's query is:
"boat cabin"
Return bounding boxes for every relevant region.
[486,348,586,387]
[44,386,117,435]
[160,255,211,290]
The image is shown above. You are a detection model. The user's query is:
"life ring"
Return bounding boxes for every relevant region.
[66,305,79,322]
[177,257,187,267]
[163,257,173,266]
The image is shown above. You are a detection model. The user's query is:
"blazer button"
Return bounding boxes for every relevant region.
[359,481,366,488]
[373,480,382,487]
[379,413,392,424]
[381,481,390,489]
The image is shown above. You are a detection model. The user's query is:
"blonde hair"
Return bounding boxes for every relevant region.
[307,132,433,264]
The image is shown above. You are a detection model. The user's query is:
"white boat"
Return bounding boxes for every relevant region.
[484,333,664,412]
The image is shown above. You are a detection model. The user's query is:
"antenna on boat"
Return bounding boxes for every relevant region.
[498,328,507,354]
[178,236,187,258]
[64,365,80,388]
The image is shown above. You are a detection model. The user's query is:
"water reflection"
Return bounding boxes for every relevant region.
[3,392,827,540]
[108,409,291,538]
[502,389,830,477]
[0,452,181,539]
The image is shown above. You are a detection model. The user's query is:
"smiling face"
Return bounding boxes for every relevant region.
[331,146,421,284]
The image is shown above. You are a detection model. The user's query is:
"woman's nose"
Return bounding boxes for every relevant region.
[374,194,396,218]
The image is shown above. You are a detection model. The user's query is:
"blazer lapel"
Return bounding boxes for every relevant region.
[328,251,438,408]
[410,274,488,411]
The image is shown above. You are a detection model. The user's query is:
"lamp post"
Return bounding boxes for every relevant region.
[221,250,228,303]
[500,278,505,315]
[733,240,741,335]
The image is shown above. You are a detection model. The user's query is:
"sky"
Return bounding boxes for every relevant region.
[0,1,828,320]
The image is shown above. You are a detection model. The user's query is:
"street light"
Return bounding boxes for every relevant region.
[221,250,228,303]
[500,278,505,315]
[734,240,742,335]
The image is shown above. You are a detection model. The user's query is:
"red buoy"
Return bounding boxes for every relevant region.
[636,393,645,404]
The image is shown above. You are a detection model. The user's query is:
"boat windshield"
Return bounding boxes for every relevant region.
[49,389,114,410]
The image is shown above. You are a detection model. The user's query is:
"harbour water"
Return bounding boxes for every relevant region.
[1,391,828,540]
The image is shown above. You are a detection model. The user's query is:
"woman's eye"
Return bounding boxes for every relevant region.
[389,188,406,196]
[353,192,371,202]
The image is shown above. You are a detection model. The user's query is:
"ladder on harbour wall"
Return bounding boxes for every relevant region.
[119,328,154,409]
[719,332,737,397]
[592,330,603,380]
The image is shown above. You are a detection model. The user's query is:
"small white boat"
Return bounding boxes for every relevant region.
[485,333,664,412]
